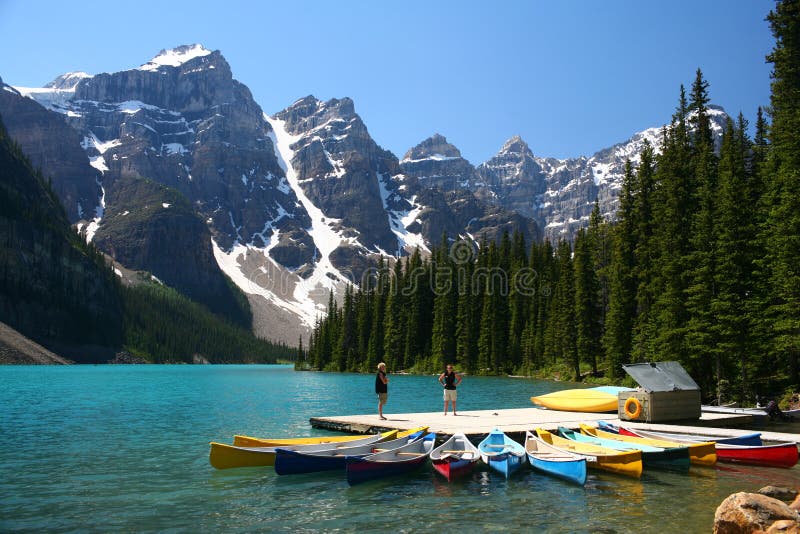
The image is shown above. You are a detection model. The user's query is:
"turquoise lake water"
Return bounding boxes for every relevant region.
[2,365,799,533]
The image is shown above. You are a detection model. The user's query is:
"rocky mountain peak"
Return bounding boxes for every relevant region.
[138,44,212,71]
[499,135,531,155]
[276,95,359,136]
[402,133,462,162]
[44,72,92,90]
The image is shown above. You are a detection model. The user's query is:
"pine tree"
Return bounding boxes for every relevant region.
[383,259,405,370]
[684,69,719,391]
[431,236,457,369]
[713,115,757,401]
[573,227,601,375]
[604,160,637,378]
[760,0,800,386]
[366,257,388,370]
[650,86,694,363]
[455,253,476,373]
[631,141,657,360]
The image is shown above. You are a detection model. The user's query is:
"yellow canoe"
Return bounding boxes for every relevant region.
[582,425,717,467]
[210,427,427,470]
[531,389,617,413]
[234,433,376,447]
[536,428,642,478]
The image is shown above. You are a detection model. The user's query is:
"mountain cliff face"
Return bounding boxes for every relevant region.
[400,108,728,242]
[474,107,729,240]
[0,81,101,223]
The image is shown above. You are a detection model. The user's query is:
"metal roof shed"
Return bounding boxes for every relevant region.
[618,361,701,422]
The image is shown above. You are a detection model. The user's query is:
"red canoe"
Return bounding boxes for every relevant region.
[618,426,798,469]
[430,432,480,481]
[713,442,799,468]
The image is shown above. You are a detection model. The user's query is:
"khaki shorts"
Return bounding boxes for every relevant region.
[377,392,388,404]
[443,389,457,401]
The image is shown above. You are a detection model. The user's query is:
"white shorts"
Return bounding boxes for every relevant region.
[443,389,457,401]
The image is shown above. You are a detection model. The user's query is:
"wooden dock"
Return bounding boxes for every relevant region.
[310,407,800,444]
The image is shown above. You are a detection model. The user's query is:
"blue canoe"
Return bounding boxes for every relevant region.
[274,429,426,475]
[524,430,587,486]
[559,427,690,472]
[478,428,526,478]
[597,421,763,446]
[345,433,436,485]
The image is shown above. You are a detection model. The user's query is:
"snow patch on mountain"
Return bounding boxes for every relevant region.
[212,240,321,327]
[12,85,76,112]
[377,173,429,255]
[138,44,212,71]
[83,178,105,243]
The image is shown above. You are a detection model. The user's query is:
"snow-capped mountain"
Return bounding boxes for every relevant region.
[404,107,729,241]
[2,45,538,343]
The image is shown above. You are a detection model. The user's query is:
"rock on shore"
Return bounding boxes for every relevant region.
[714,488,800,533]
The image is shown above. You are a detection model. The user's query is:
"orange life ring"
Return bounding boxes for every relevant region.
[624,397,642,419]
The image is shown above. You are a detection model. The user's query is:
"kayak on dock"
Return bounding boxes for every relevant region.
[430,432,481,481]
[525,430,587,486]
[536,428,642,478]
[274,427,428,475]
[345,433,436,485]
[478,428,526,478]
[531,386,632,413]
[209,430,397,470]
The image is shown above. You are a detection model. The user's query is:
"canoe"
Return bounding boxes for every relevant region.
[345,433,436,485]
[615,426,797,468]
[536,428,642,478]
[524,430,587,485]
[713,442,799,468]
[274,427,427,476]
[531,387,621,413]
[233,433,377,447]
[477,428,527,478]
[590,424,717,467]
[572,425,690,472]
[209,430,397,470]
[430,432,481,481]
[597,421,762,446]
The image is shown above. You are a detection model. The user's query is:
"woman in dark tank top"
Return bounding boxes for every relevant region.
[438,364,462,415]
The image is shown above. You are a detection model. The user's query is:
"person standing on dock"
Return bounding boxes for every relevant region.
[439,364,462,415]
[375,362,389,420]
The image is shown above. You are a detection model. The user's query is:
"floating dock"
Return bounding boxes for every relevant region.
[310,407,800,444]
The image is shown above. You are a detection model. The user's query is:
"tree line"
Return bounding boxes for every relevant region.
[303,0,800,403]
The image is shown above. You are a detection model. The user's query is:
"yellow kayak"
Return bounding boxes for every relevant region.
[582,425,717,467]
[210,427,427,469]
[531,389,617,413]
[536,428,642,478]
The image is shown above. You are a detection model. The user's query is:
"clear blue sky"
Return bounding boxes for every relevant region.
[0,0,775,163]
